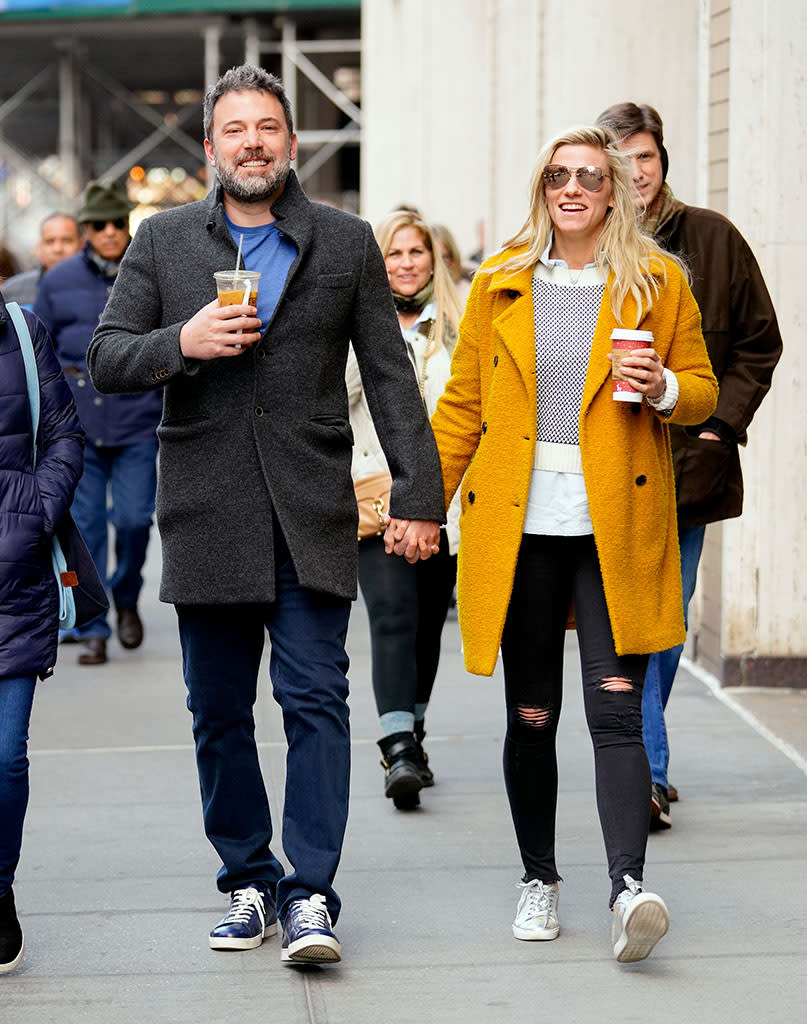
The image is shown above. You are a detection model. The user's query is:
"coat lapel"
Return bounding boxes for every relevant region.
[489,264,536,394]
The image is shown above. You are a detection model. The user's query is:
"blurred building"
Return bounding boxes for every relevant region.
[0,0,360,260]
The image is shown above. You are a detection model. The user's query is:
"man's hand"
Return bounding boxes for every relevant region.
[383,517,441,563]
[179,298,263,360]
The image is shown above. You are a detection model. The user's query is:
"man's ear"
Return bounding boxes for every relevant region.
[203,139,217,169]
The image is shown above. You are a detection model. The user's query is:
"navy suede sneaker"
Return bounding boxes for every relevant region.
[209,886,277,951]
[280,893,341,964]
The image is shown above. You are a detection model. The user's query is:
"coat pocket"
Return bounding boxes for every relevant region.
[317,272,355,289]
[674,435,735,508]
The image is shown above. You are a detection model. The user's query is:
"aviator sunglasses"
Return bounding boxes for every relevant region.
[542,165,610,193]
[90,218,127,231]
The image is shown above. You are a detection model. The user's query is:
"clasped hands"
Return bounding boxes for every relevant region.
[383,517,441,563]
[179,299,262,359]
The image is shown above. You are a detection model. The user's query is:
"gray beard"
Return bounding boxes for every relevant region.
[217,155,291,204]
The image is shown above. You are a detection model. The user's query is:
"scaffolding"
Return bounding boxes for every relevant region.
[0,3,361,259]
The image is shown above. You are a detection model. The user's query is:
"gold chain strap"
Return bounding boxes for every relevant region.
[417,319,438,400]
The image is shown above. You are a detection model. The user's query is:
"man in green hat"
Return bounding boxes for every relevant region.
[35,180,163,666]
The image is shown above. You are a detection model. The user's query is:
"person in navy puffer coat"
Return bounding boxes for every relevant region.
[0,297,84,972]
[35,181,162,666]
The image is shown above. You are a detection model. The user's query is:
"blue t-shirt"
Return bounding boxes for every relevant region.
[224,214,297,330]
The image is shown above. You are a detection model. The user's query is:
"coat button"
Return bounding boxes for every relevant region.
[635,475,647,486]
[493,355,498,366]
[481,421,487,434]
[468,491,475,503]
[256,348,266,359]
[255,406,264,417]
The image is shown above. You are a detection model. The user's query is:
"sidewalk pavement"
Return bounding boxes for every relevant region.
[4,548,806,1024]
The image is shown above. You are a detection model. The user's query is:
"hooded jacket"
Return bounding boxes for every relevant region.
[0,300,84,679]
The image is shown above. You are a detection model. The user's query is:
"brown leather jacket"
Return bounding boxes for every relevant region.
[656,201,782,528]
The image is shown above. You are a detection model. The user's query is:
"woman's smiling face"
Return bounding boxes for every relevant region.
[385,226,433,296]
[544,143,614,247]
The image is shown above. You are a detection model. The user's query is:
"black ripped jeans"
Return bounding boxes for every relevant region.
[501,533,651,905]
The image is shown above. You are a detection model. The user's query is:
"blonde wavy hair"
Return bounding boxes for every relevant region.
[494,125,685,325]
[375,209,463,351]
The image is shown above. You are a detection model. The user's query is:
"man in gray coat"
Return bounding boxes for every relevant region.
[88,65,444,966]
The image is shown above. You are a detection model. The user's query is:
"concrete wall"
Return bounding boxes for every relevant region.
[717,0,807,684]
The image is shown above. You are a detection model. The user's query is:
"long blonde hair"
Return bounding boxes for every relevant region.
[375,209,463,350]
[494,124,685,325]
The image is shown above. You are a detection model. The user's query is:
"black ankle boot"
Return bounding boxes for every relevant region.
[0,888,24,973]
[413,721,434,787]
[378,732,423,808]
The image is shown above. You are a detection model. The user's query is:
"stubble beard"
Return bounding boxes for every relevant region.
[215,148,292,204]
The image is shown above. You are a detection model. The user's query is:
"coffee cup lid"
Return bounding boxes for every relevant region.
[610,328,653,341]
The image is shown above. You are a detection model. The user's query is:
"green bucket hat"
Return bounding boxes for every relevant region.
[78,181,135,224]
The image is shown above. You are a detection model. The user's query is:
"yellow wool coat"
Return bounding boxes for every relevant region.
[430,249,718,677]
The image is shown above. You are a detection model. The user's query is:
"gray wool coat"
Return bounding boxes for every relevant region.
[87,172,446,604]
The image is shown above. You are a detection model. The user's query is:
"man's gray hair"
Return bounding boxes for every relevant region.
[203,65,294,140]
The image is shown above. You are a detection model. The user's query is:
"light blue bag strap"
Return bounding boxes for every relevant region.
[7,302,40,461]
[7,301,73,627]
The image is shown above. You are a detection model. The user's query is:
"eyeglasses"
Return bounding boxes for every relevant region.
[542,165,611,192]
[90,218,127,231]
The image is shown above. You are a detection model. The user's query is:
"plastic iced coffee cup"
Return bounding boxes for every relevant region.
[214,269,261,346]
[611,328,654,403]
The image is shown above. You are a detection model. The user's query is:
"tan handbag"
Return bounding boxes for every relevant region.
[354,471,392,540]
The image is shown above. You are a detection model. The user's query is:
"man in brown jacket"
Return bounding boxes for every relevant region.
[597,102,782,829]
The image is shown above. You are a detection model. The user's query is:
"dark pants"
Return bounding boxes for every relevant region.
[357,530,457,722]
[71,441,158,639]
[500,534,651,905]
[175,535,351,923]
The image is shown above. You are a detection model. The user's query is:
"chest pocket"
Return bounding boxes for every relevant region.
[317,273,355,289]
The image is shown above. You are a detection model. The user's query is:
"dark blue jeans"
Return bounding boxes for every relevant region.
[71,441,158,639]
[642,525,706,788]
[175,541,351,924]
[0,676,37,896]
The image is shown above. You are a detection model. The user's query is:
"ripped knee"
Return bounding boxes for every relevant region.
[588,676,643,739]
[513,704,554,729]
[599,676,634,692]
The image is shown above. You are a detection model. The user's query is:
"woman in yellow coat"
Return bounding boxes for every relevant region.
[430,125,717,963]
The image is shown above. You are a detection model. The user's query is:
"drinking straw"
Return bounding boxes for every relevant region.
[235,233,244,273]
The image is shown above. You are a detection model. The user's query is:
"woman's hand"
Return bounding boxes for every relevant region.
[383,517,441,562]
[608,347,665,399]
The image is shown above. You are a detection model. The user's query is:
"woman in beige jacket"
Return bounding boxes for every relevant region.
[347,209,461,810]
[430,126,717,960]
